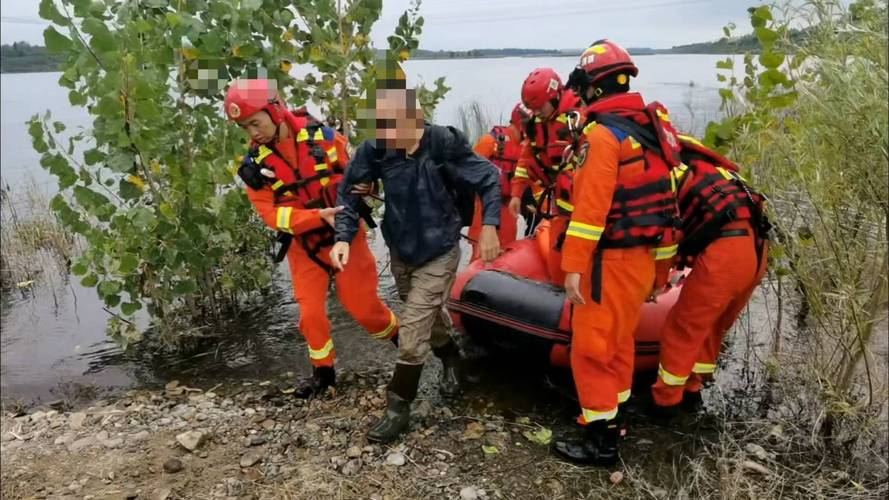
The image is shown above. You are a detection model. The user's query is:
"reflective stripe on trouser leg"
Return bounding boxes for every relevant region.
[617,390,631,404]
[580,407,618,424]
[370,311,399,340]
[570,246,654,427]
[658,363,689,386]
[332,228,400,342]
[692,362,716,374]
[307,339,334,365]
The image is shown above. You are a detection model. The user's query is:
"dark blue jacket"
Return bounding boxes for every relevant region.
[335,124,502,266]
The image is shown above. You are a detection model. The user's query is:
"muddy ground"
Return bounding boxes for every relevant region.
[2,354,884,500]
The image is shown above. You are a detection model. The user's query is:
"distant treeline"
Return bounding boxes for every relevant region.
[2,31,800,74]
[1,42,63,73]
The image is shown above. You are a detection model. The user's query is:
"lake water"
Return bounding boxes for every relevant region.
[0,54,731,405]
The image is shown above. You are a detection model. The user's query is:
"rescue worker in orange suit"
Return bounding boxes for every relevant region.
[649,135,770,418]
[467,103,532,259]
[508,68,583,285]
[552,40,681,466]
[224,79,398,398]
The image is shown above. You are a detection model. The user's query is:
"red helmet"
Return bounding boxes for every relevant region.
[224,79,288,124]
[578,39,638,82]
[521,68,563,111]
[510,102,532,129]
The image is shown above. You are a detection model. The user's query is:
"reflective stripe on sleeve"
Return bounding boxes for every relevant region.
[556,199,575,212]
[514,167,529,179]
[565,221,604,241]
[276,206,294,234]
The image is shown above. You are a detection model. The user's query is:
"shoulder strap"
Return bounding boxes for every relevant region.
[590,112,662,155]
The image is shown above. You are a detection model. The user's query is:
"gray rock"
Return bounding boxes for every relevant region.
[152,487,173,500]
[240,449,264,468]
[128,430,151,443]
[341,458,363,476]
[163,458,184,474]
[176,430,207,452]
[54,433,76,446]
[224,477,244,496]
[346,445,362,458]
[245,435,266,447]
[460,486,480,500]
[68,436,97,453]
[69,412,87,429]
[386,452,406,466]
[103,437,124,449]
[740,460,771,475]
[744,443,769,461]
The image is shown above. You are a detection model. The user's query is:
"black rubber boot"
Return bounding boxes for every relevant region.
[367,363,423,443]
[432,341,462,398]
[293,366,336,399]
[681,390,704,413]
[644,399,682,426]
[552,420,620,466]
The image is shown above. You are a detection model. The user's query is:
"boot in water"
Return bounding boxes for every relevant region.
[552,420,620,466]
[367,363,423,443]
[432,341,462,398]
[293,366,335,399]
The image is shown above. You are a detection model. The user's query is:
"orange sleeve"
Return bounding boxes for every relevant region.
[245,186,325,235]
[561,125,620,274]
[473,134,497,159]
[333,132,351,169]
[511,141,537,198]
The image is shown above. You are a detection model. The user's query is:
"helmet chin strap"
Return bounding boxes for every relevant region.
[582,87,605,106]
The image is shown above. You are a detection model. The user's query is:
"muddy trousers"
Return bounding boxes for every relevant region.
[468,198,517,261]
[288,228,398,368]
[652,220,767,406]
[571,246,655,424]
[389,246,461,366]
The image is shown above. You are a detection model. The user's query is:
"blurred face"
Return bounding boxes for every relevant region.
[531,100,556,120]
[237,110,276,145]
[361,88,424,151]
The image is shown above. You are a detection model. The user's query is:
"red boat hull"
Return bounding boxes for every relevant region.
[448,230,681,373]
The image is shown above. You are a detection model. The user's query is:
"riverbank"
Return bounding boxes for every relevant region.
[2,361,885,500]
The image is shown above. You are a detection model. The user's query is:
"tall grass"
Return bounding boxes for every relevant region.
[456,100,494,144]
[0,180,79,291]
[718,0,888,472]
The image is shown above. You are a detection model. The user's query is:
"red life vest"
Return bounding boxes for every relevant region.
[489,125,522,199]
[579,92,681,248]
[249,113,345,210]
[674,134,768,259]
[523,91,584,216]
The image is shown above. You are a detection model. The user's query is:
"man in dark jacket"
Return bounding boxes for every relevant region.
[331,85,502,443]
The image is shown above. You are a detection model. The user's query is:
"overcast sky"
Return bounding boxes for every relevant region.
[2,0,761,50]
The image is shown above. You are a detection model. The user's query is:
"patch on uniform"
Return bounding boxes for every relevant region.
[548,78,560,91]
[228,102,241,119]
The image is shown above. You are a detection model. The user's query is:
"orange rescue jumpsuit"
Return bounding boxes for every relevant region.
[245,132,398,367]
[651,178,767,406]
[512,136,573,283]
[561,123,674,424]
[468,128,520,259]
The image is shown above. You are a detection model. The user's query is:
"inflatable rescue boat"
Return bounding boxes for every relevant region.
[448,222,683,373]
